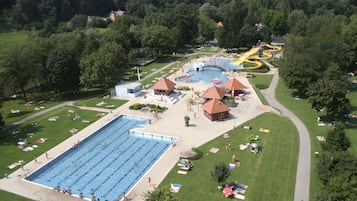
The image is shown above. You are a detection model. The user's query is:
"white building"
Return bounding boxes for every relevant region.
[115,82,142,98]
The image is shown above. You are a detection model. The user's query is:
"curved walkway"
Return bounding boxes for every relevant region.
[261,62,311,201]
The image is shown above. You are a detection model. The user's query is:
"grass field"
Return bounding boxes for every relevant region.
[74,97,128,109]
[275,78,357,200]
[0,190,33,201]
[248,74,273,89]
[2,98,62,124]
[247,74,273,105]
[160,112,298,201]
[0,32,28,46]
[0,106,102,176]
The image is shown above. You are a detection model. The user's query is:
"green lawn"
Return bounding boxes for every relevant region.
[160,112,298,201]
[275,78,357,200]
[247,74,273,105]
[0,106,102,176]
[248,74,273,89]
[0,190,33,201]
[74,97,128,109]
[0,32,28,46]
[2,98,63,124]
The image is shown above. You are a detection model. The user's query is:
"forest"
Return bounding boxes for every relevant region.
[0,1,357,200]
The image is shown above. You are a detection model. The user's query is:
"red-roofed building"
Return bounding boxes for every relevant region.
[203,86,225,100]
[223,78,247,96]
[152,77,176,95]
[202,99,230,121]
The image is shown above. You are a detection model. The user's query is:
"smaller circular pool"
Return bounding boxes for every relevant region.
[176,58,242,85]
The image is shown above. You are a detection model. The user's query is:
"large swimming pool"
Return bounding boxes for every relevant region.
[27,115,175,201]
[175,58,242,85]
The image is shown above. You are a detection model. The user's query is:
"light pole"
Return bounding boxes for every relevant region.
[136,66,141,80]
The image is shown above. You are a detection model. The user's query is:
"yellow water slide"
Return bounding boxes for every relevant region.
[232,43,282,70]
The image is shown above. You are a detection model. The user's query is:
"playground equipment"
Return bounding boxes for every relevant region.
[232,43,282,70]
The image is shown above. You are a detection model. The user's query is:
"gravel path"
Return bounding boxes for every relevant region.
[261,61,311,201]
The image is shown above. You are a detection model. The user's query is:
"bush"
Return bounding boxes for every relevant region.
[188,147,203,160]
[129,103,145,110]
[129,103,167,113]
[211,162,230,183]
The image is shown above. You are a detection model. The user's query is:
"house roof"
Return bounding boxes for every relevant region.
[203,86,225,99]
[271,36,285,45]
[223,78,247,90]
[202,99,230,114]
[152,77,176,90]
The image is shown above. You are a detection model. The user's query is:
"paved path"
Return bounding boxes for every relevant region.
[1,102,71,131]
[261,61,311,201]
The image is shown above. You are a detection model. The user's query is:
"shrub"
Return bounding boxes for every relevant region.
[129,103,145,110]
[188,148,203,160]
[143,187,177,201]
[211,162,230,183]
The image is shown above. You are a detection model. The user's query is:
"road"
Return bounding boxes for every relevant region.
[262,61,311,201]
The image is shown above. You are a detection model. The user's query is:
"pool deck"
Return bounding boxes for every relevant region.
[0,69,269,201]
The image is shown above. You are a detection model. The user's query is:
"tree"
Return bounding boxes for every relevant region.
[280,58,319,96]
[262,9,287,35]
[141,25,176,56]
[80,42,126,89]
[46,47,80,93]
[197,14,217,42]
[172,3,199,48]
[143,187,177,201]
[323,122,350,152]
[69,14,87,29]
[0,101,4,129]
[286,10,307,36]
[0,42,43,101]
[211,162,230,182]
[316,172,357,201]
[307,64,350,119]
[216,0,247,48]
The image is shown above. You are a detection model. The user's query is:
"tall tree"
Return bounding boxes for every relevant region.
[323,122,350,152]
[216,0,247,48]
[307,63,350,119]
[141,25,176,56]
[0,100,4,128]
[46,47,80,93]
[0,42,43,101]
[262,9,287,35]
[80,42,126,89]
[173,3,199,47]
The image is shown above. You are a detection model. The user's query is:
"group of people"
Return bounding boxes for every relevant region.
[179,159,193,171]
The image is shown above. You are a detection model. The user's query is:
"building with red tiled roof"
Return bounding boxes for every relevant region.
[203,86,225,100]
[152,77,176,95]
[202,99,230,121]
[223,78,247,96]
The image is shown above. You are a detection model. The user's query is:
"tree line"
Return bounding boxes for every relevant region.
[315,123,356,201]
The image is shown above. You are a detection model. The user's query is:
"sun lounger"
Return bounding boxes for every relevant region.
[233,188,246,194]
[177,170,187,175]
[233,193,245,200]
[177,159,189,167]
[237,183,248,189]
[7,160,24,169]
[259,128,270,133]
[180,166,191,171]
[23,147,34,152]
[209,147,220,153]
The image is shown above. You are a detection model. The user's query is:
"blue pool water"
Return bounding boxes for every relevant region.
[27,115,175,201]
[175,58,242,85]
